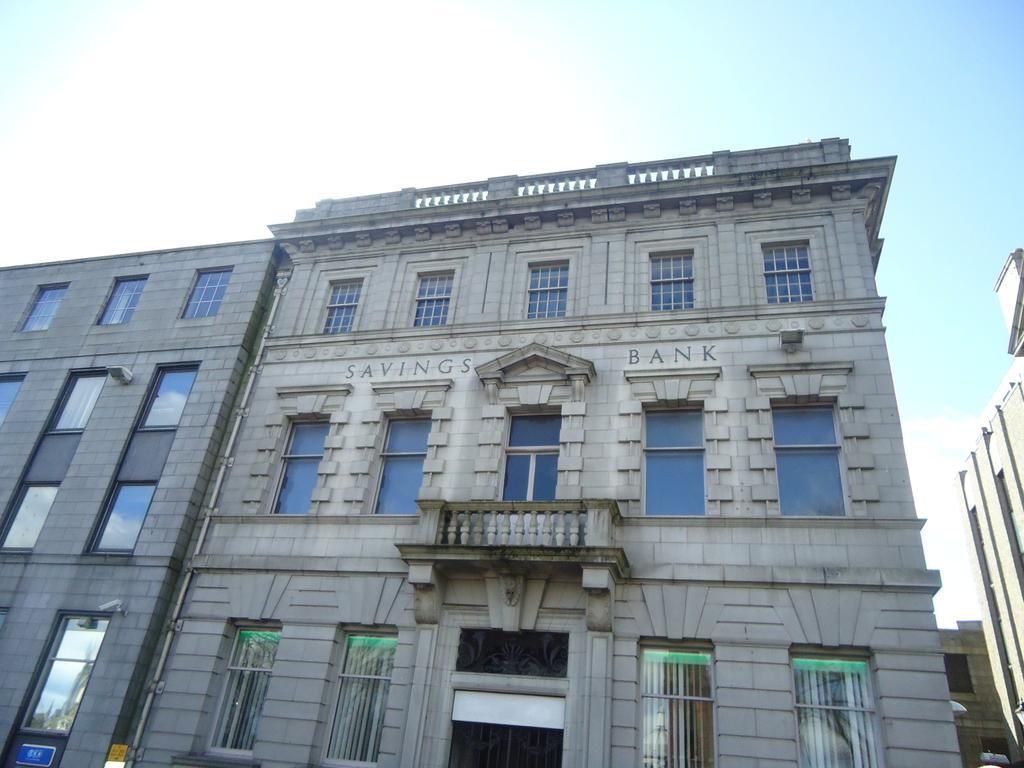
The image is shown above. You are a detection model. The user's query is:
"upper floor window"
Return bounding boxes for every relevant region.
[641,649,714,768]
[651,253,694,311]
[763,244,812,304]
[100,277,147,325]
[772,407,844,516]
[54,373,105,431]
[503,414,559,501]
[22,284,68,331]
[326,635,397,763]
[142,368,198,428]
[793,658,879,768]
[275,422,328,515]
[2,485,59,549]
[645,411,704,516]
[414,272,454,327]
[0,375,25,425]
[25,615,109,734]
[376,419,430,515]
[183,268,233,319]
[527,264,568,319]
[94,483,156,552]
[212,629,280,753]
[943,653,973,694]
[324,280,362,334]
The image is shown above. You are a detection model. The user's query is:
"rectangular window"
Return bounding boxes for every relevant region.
[641,649,714,768]
[503,415,559,501]
[53,374,105,431]
[142,368,197,428]
[100,277,147,325]
[22,285,68,331]
[376,419,430,515]
[94,483,156,552]
[25,615,109,733]
[0,375,25,425]
[275,423,329,515]
[793,658,879,768]
[527,264,568,319]
[326,635,397,763]
[651,253,694,311]
[2,485,58,549]
[183,268,232,319]
[764,245,813,304]
[645,411,704,516]
[773,407,844,516]
[414,273,454,327]
[212,629,280,752]
[944,653,973,693]
[324,280,362,334]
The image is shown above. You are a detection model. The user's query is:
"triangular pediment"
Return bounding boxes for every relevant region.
[475,343,595,386]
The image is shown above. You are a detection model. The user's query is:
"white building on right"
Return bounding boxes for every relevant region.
[958,247,1024,761]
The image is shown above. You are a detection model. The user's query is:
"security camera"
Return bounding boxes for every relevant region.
[98,599,127,615]
[106,366,133,384]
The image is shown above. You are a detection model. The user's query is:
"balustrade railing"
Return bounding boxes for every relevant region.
[627,157,714,184]
[415,186,489,208]
[516,174,598,197]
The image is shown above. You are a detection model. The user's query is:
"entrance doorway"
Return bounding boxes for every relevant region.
[448,691,564,768]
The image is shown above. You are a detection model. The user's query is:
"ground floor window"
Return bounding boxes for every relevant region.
[449,691,565,768]
[640,649,714,768]
[326,635,396,763]
[211,628,280,752]
[793,658,879,768]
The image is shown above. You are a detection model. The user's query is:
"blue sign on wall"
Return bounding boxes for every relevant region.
[15,744,56,767]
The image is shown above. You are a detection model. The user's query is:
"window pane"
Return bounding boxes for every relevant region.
[276,458,320,515]
[647,411,702,448]
[327,636,396,762]
[55,617,110,662]
[183,269,232,319]
[944,653,973,693]
[641,696,715,768]
[797,708,878,768]
[23,286,68,331]
[95,484,156,551]
[642,650,712,697]
[233,630,281,669]
[646,453,704,516]
[324,281,361,334]
[344,636,397,676]
[376,455,425,514]
[144,369,197,427]
[794,658,872,708]
[777,451,844,516]
[289,423,329,455]
[100,278,146,324]
[0,377,24,424]
[773,408,836,445]
[27,617,108,733]
[385,419,431,452]
[509,415,560,447]
[3,486,58,548]
[533,453,558,501]
[55,375,104,430]
[502,454,530,501]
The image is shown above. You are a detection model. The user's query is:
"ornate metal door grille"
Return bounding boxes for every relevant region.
[448,722,563,768]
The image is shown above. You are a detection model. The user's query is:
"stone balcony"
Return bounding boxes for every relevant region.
[397,500,628,630]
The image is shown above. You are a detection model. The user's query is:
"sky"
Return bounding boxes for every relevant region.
[2,0,1022,626]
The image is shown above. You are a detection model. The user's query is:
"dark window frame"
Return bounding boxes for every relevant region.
[182,267,233,320]
[98,275,148,326]
[273,420,329,515]
[21,283,69,332]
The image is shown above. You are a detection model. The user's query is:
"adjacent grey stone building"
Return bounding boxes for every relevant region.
[127,139,960,768]
[956,247,1024,762]
[0,241,278,767]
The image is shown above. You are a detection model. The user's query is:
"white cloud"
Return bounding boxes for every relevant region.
[902,409,984,628]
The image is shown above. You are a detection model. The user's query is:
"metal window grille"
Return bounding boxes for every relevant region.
[763,245,813,304]
[184,269,233,319]
[414,273,453,327]
[326,635,396,762]
[23,285,68,331]
[324,280,362,334]
[793,658,879,768]
[640,649,714,768]
[527,264,568,319]
[212,629,281,752]
[651,254,694,310]
[100,278,147,324]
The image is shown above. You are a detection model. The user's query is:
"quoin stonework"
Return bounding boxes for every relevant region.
[0,140,961,768]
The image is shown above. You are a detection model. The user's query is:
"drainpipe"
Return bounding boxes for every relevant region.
[124,266,289,767]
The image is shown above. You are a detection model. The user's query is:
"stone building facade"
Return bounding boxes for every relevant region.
[124,139,961,768]
[940,621,1015,766]
[956,247,1024,762]
[0,241,278,767]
